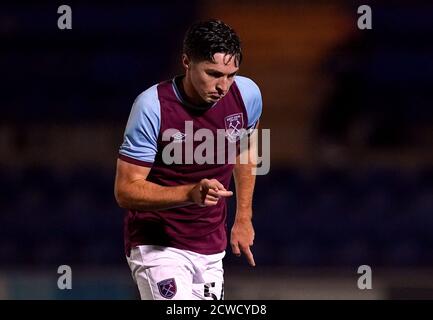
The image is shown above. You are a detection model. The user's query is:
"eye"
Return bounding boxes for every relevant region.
[207,72,221,78]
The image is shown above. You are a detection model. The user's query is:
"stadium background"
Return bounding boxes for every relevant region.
[1,0,433,299]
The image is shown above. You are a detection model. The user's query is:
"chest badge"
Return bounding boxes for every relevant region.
[225,113,244,143]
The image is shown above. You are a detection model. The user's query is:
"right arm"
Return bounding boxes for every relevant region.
[115,86,231,211]
[114,158,233,211]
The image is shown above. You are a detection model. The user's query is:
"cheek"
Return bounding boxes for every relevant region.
[196,75,215,92]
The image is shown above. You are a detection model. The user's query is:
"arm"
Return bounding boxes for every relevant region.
[230,124,259,267]
[114,158,233,211]
[116,87,232,211]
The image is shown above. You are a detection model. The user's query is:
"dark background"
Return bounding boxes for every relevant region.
[1,0,433,299]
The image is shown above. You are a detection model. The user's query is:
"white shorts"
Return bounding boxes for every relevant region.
[127,245,225,300]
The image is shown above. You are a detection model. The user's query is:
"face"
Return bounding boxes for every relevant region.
[183,52,239,104]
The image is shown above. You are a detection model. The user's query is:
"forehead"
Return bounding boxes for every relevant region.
[198,53,239,73]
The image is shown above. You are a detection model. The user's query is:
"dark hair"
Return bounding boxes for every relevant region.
[183,19,242,66]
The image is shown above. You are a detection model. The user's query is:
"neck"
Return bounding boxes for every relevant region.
[181,74,206,106]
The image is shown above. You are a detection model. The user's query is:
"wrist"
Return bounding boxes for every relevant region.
[234,211,252,224]
[185,184,197,203]
[236,206,252,215]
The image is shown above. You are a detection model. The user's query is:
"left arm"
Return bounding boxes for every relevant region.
[231,125,259,267]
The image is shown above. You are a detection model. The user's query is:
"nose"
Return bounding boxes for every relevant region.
[216,77,230,95]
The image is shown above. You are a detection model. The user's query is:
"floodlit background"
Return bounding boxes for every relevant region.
[1,0,433,299]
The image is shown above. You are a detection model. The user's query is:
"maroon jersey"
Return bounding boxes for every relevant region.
[119,76,262,256]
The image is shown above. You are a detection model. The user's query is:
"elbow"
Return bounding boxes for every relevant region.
[114,186,130,209]
[115,185,147,210]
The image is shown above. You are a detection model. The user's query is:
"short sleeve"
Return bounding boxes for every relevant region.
[118,84,161,167]
[235,76,263,129]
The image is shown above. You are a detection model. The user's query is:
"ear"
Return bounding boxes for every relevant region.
[182,54,191,71]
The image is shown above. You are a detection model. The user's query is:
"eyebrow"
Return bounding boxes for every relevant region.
[205,69,238,77]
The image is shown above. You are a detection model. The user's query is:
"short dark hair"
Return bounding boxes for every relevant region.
[183,19,242,66]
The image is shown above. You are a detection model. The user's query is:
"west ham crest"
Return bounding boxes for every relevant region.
[157,278,177,299]
[225,113,244,142]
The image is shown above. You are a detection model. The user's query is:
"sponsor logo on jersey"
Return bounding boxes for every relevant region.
[172,132,187,143]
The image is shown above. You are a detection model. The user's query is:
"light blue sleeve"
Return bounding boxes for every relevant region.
[235,75,263,129]
[119,84,161,164]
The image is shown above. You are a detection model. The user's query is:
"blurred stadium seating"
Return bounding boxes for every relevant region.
[2,165,433,268]
[1,1,433,299]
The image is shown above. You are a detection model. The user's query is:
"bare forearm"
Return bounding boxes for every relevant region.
[116,179,194,211]
[233,161,256,221]
[231,159,257,267]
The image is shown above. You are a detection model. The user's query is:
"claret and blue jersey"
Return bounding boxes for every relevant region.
[119,75,262,256]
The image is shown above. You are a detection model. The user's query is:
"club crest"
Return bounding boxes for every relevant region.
[225,113,244,142]
[157,278,177,299]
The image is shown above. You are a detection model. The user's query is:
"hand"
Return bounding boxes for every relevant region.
[230,217,256,266]
[189,178,233,207]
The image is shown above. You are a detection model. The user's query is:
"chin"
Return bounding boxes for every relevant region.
[209,95,222,102]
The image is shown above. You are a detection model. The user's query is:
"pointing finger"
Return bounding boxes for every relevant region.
[217,190,233,197]
[243,246,256,267]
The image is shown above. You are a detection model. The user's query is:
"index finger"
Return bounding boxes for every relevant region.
[242,246,256,267]
[216,190,233,197]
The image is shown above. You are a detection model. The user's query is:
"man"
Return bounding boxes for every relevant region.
[114,19,262,300]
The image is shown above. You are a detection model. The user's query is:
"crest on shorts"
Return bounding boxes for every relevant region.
[225,113,244,143]
[157,278,177,299]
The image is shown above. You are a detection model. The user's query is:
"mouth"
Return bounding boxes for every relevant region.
[209,93,223,100]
